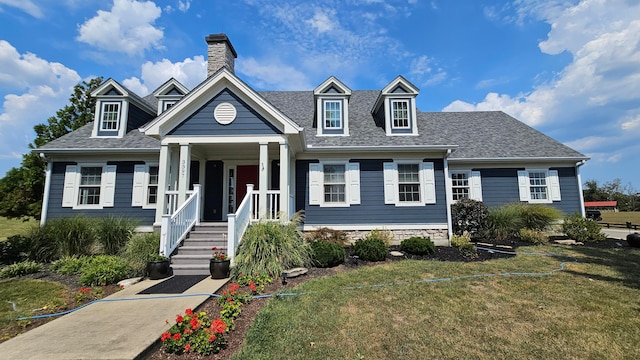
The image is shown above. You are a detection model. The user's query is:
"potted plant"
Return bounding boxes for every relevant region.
[147,254,170,280]
[209,247,230,279]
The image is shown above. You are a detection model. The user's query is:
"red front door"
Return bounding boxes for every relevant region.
[236,165,259,206]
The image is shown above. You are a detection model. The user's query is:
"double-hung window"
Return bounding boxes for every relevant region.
[62,164,116,209]
[100,102,120,131]
[78,167,102,205]
[451,172,469,201]
[132,164,160,208]
[383,161,436,206]
[391,100,409,128]
[324,101,342,129]
[309,162,360,207]
[518,169,561,203]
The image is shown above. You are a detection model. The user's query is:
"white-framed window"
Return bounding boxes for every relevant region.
[383,161,436,206]
[309,161,360,207]
[391,100,409,128]
[518,169,561,204]
[324,100,342,129]
[62,164,116,209]
[132,164,160,208]
[100,102,120,131]
[450,171,483,202]
[163,101,176,111]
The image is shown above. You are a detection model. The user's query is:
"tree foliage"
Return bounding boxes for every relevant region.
[0,77,103,220]
[583,179,640,211]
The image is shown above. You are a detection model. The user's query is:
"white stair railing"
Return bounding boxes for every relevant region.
[164,190,194,215]
[160,185,201,256]
[251,190,281,221]
[227,184,254,262]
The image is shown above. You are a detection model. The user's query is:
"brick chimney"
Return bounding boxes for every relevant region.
[205,33,238,77]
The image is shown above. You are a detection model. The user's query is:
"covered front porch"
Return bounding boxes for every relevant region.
[156,135,295,260]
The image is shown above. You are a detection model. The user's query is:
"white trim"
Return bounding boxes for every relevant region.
[161,134,288,145]
[518,169,561,204]
[576,161,586,217]
[313,76,352,96]
[308,160,360,208]
[302,223,448,231]
[65,163,117,210]
[443,152,453,241]
[40,161,53,226]
[323,100,343,130]
[132,163,159,209]
[383,160,436,207]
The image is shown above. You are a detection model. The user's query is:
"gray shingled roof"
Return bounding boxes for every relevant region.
[38,122,160,152]
[260,90,586,159]
[37,86,585,160]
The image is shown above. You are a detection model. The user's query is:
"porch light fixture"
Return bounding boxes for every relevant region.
[214,102,237,125]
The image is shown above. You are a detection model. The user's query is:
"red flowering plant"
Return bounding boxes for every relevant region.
[211,247,227,261]
[216,282,254,329]
[160,308,227,355]
[236,273,273,294]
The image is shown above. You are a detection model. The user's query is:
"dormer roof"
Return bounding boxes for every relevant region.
[372,75,419,113]
[152,78,189,97]
[313,76,352,96]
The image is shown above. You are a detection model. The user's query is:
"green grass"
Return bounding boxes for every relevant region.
[0,217,35,241]
[235,245,640,359]
[0,279,68,342]
[600,211,640,225]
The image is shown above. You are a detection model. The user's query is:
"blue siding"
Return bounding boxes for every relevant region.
[296,159,448,226]
[373,104,385,129]
[127,103,154,132]
[169,88,282,135]
[167,87,184,95]
[478,167,582,214]
[46,162,156,225]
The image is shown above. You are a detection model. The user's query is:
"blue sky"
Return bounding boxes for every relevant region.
[1,0,639,191]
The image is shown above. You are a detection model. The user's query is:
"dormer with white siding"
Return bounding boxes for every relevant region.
[90,78,156,138]
[314,76,351,136]
[152,78,189,115]
[371,75,419,136]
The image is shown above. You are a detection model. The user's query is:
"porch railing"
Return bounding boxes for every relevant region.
[160,185,201,256]
[227,184,254,262]
[164,190,194,215]
[251,190,281,221]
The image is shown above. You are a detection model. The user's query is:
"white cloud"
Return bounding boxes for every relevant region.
[123,55,206,95]
[236,57,312,90]
[409,55,447,86]
[305,9,336,33]
[77,0,164,56]
[178,0,191,12]
[0,41,81,168]
[0,0,43,18]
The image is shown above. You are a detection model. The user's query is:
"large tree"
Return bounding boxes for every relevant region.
[0,77,103,220]
[583,178,640,211]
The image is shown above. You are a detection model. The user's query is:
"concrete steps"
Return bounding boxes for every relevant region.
[170,223,228,276]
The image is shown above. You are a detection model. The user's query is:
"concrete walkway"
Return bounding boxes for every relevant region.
[602,228,637,240]
[0,276,227,360]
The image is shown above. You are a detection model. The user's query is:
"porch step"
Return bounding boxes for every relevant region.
[170,263,211,276]
[181,238,227,247]
[169,223,229,276]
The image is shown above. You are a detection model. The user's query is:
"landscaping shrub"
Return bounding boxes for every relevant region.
[96,216,137,255]
[305,227,348,247]
[518,228,549,244]
[232,212,311,278]
[351,237,387,261]
[52,255,90,275]
[161,308,227,355]
[78,255,132,286]
[0,260,41,279]
[451,199,489,239]
[27,224,59,262]
[562,213,607,242]
[508,203,562,230]
[0,234,32,264]
[366,229,394,246]
[450,232,477,257]
[123,232,161,276]
[47,216,97,257]
[487,206,523,241]
[400,236,435,255]
[310,241,345,267]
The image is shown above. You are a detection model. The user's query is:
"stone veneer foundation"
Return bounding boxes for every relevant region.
[305,229,450,247]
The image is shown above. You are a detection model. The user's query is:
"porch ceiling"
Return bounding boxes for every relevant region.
[190,142,282,160]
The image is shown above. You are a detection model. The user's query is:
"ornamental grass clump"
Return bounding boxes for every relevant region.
[95,216,137,255]
[161,308,227,355]
[122,232,161,276]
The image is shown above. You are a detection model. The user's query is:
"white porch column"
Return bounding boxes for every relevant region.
[169,146,180,191]
[155,144,171,224]
[178,143,191,204]
[279,142,290,220]
[259,141,269,218]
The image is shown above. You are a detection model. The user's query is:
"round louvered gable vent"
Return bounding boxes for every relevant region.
[214,102,237,125]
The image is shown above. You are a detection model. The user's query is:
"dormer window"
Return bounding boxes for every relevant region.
[372,76,420,136]
[163,101,176,111]
[391,100,409,128]
[100,102,121,131]
[324,100,342,129]
[314,76,351,136]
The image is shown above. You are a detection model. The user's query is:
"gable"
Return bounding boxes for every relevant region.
[169,88,282,136]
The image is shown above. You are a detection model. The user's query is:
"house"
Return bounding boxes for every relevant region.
[36,33,588,270]
[584,201,617,212]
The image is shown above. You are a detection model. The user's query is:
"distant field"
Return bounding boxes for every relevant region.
[600,211,640,225]
[0,217,35,241]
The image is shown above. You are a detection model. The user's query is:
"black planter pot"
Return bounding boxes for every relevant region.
[209,259,231,279]
[147,260,171,280]
[627,233,640,248]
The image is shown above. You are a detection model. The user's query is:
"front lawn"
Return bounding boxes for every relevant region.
[235,244,640,359]
[0,217,35,241]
